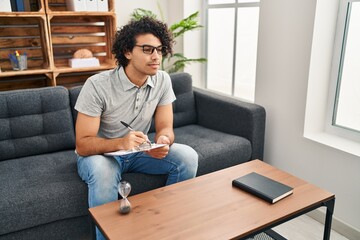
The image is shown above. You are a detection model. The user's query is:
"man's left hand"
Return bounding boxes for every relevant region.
[146,135,170,159]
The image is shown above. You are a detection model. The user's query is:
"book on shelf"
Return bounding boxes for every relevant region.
[9,0,29,12]
[24,0,38,11]
[85,0,97,11]
[16,0,25,11]
[66,0,108,12]
[3,0,12,12]
[30,0,39,11]
[66,0,86,11]
[10,0,17,11]
[232,172,294,204]
[97,0,108,11]
[24,0,31,11]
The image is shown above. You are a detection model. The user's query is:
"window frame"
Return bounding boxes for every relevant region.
[326,0,360,142]
[204,0,260,99]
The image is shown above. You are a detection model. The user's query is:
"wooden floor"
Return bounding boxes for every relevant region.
[273,214,349,240]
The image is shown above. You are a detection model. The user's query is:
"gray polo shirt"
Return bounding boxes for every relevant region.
[74,67,176,138]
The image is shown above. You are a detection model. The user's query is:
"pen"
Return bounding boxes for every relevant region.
[120,121,151,146]
[120,121,134,131]
[8,53,15,62]
[9,53,18,68]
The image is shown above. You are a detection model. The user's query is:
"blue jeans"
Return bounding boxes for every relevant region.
[77,143,198,240]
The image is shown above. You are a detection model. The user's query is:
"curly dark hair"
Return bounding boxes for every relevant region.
[112,17,174,67]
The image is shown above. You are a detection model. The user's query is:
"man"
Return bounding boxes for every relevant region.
[74,17,198,239]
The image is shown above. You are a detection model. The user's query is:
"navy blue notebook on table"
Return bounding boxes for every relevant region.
[232,172,293,204]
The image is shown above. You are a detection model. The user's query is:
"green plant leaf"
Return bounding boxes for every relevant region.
[164,54,206,73]
[131,8,157,21]
[170,11,203,38]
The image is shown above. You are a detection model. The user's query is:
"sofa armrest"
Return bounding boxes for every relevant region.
[194,87,266,160]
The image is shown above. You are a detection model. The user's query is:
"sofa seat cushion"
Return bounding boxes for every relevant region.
[0,150,87,235]
[148,124,252,176]
[171,72,197,128]
[174,124,252,176]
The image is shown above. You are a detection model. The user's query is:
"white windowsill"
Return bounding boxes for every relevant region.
[304,131,360,157]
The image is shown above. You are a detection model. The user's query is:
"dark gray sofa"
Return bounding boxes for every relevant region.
[0,72,265,240]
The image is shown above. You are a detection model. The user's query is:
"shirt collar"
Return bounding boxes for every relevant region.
[118,67,155,91]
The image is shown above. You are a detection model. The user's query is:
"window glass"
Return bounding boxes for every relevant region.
[238,0,260,2]
[207,8,235,95]
[333,2,360,132]
[208,0,235,4]
[234,7,259,101]
[208,1,260,5]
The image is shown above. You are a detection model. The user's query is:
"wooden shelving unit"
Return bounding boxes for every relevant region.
[0,0,116,90]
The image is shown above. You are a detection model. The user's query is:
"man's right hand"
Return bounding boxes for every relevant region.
[122,131,150,150]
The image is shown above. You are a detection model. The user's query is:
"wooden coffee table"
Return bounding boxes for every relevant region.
[89,160,335,240]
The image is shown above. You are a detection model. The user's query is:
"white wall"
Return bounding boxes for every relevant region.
[115,0,168,28]
[255,0,360,232]
[183,0,205,88]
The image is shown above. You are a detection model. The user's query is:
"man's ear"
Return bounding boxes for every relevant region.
[124,51,132,60]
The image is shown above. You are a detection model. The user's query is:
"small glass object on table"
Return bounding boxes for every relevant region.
[118,181,131,214]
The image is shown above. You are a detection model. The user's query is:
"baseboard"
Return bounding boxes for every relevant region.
[306,209,360,240]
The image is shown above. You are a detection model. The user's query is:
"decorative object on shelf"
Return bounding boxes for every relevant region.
[8,51,27,71]
[131,8,206,73]
[0,0,115,91]
[73,48,93,58]
[66,0,108,12]
[68,49,100,68]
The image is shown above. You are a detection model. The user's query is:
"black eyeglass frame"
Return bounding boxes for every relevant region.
[134,44,168,56]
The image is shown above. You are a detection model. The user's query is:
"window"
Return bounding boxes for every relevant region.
[205,0,260,102]
[328,0,360,140]
[304,0,360,157]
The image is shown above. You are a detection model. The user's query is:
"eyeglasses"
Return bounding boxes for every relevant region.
[135,45,168,56]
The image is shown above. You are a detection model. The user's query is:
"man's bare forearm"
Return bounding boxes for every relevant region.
[155,128,174,145]
[76,136,123,156]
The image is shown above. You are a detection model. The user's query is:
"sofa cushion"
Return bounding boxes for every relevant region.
[147,72,197,133]
[174,124,252,176]
[0,87,75,161]
[148,124,252,176]
[170,72,197,128]
[0,216,92,240]
[0,150,87,235]
[68,85,82,127]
